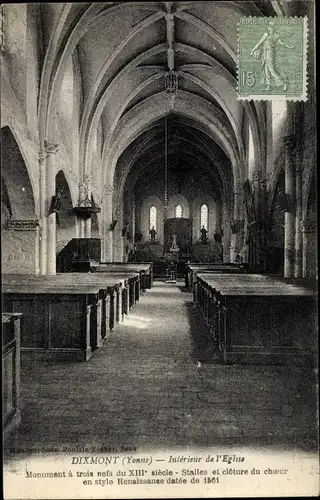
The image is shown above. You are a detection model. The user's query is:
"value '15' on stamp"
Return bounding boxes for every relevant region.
[237,17,308,101]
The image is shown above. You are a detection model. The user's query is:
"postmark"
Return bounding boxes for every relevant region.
[237,17,308,101]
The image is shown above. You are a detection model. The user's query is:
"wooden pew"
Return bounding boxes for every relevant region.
[3,313,22,439]
[98,263,153,291]
[2,281,102,361]
[96,267,141,305]
[2,273,129,346]
[186,263,245,300]
[196,273,317,366]
[3,271,140,353]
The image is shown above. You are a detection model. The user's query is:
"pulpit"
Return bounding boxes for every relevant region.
[57,238,101,272]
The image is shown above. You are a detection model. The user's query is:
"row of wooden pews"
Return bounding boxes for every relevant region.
[196,272,317,366]
[185,263,245,300]
[2,263,153,362]
[97,262,153,291]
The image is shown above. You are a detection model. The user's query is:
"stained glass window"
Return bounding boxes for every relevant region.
[175,204,182,218]
[200,204,208,231]
[149,205,157,231]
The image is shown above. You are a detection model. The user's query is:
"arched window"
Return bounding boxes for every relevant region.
[149,205,157,231]
[175,204,182,218]
[200,204,208,231]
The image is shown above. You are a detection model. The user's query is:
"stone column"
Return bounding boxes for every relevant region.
[131,196,136,243]
[39,151,47,275]
[222,202,231,263]
[283,135,296,278]
[260,175,267,271]
[45,141,59,275]
[84,175,92,238]
[103,185,114,261]
[294,150,303,277]
[251,169,261,271]
[230,180,241,262]
[301,219,317,278]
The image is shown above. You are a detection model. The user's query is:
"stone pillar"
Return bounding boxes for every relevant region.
[39,151,47,275]
[34,227,40,275]
[301,219,317,278]
[222,202,231,263]
[45,141,59,275]
[260,175,267,271]
[283,135,296,278]
[79,219,85,238]
[294,154,303,277]
[132,196,136,243]
[84,175,92,238]
[230,180,241,262]
[103,185,114,261]
[251,169,261,271]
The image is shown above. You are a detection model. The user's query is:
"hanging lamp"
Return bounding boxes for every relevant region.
[164,116,168,220]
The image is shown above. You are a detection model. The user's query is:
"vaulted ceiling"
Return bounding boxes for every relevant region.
[40,1,287,198]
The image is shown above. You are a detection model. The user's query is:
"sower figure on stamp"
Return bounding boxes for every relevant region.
[250,21,295,91]
[149,226,157,242]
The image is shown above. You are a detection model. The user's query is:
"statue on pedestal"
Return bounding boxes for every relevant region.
[200,225,208,243]
[149,226,157,242]
[169,233,179,253]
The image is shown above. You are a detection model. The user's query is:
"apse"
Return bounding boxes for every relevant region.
[114,113,230,263]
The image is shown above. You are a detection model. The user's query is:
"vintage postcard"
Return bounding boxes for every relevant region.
[2,1,318,499]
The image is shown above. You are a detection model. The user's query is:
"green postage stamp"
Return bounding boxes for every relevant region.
[237,17,308,101]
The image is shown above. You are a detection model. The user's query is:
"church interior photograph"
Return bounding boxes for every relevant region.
[1,0,317,473]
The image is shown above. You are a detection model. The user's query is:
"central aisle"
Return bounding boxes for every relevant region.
[4,282,317,456]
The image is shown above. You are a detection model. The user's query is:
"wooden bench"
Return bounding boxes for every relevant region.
[196,273,317,366]
[2,281,102,361]
[3,313,22,439]
[2,270,142,358]
[98,263,153,291]
[96,268,141,304]
[186,263,245,300]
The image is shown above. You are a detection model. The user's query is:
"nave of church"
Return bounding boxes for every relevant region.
[1,1,317,486]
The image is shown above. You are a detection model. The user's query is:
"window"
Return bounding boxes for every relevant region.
[0,6,5,52]
[200,204,208,231]
[149,205,157,231]
[175,204,182,218]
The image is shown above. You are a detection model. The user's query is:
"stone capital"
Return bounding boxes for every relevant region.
[300,219,316,234]
[44,140,59,155]
[283,135,296,152]
[38,151,46,162]
[104,185,114,195]
[83,174,92,186]
[252,170,261,183]
[233,179,241,195]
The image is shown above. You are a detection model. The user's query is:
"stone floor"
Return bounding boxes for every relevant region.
[4,281,318,458]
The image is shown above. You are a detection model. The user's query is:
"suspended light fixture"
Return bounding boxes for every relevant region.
[164,116,168,219]
[165,70,178,110]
